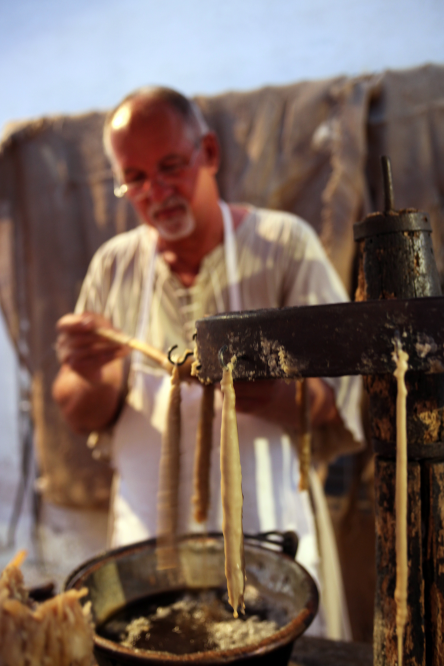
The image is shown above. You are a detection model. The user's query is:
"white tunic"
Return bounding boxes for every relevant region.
[76,204,364,638]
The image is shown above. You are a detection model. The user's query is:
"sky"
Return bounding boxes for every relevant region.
[1,0,443,135]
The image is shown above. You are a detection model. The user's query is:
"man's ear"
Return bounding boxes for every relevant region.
[201,132,220,174]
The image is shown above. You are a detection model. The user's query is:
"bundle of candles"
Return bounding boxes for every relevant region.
[0,551,94,666]
[157,342,318,618]
[156,345,248,617]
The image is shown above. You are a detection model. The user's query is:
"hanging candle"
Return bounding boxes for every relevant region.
[393,341,409,666]
[156,364,181,571]
[192,383,215,523]
[219,350,246,618]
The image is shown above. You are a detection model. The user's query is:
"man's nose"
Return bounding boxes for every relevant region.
[145,177,175,202]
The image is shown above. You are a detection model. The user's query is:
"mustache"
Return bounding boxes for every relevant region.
[148,195,188,217]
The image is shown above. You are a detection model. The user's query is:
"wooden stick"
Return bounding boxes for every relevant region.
[6,550,27,569]
[95,326,172,374]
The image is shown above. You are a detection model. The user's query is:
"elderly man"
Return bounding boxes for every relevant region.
[53,86,363,637]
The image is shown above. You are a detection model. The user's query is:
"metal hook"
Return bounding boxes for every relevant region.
[217,346,246,370]
[218,345,239,370]
[167,345,194,367]
[218,345,229,369]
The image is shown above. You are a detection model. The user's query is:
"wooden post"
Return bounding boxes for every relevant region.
[354,157,444,666]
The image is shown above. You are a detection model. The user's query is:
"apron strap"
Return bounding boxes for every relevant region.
[133,228,159,366]
[219,200,242,312]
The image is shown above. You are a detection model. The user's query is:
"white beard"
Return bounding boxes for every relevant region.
[147,199,196,241]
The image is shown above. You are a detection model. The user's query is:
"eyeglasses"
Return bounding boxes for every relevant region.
[113,139,202,201]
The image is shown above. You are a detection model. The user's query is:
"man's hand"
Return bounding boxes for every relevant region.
[233,377,340,430]
[53,312,129,433]
[55,312,130,383]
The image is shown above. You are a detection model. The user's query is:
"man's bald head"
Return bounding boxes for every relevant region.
[103,86,209,163]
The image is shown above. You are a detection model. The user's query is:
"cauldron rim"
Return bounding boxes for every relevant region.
[65,532,319,664]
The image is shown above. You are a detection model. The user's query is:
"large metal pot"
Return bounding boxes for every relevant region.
[65,532,318,666]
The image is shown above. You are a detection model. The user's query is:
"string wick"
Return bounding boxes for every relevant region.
[393,330,402,355]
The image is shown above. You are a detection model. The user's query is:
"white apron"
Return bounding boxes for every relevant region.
[110,202,328,634]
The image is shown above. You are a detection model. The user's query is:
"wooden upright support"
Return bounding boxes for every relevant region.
[195,156,444,664]
[354,158,444,666]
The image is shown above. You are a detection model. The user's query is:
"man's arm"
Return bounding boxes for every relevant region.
[233,377,340,430]
[52,312,130,434]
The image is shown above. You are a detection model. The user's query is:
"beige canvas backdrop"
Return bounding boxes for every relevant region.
[0,64,443,508]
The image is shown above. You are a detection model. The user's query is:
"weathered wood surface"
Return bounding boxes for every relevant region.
[356,224,441,302]
[368,371,444,455]
[356,185,444,664]
[373,459,425,666]
[424,462,444,666]
[195,296,444,383]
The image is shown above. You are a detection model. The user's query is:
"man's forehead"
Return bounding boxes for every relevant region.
[110,98,192,141]
[107,98,199,173]
[111,103,132,131]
